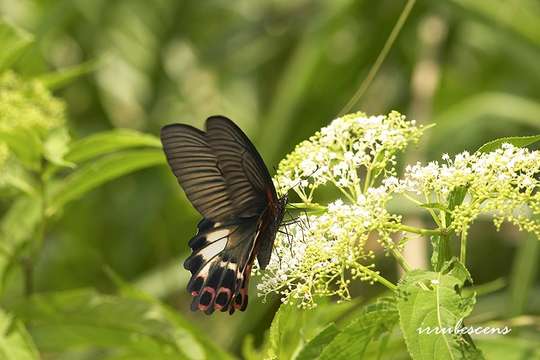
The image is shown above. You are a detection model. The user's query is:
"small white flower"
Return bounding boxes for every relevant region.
[300,159,317,175]
[399,144,540,238]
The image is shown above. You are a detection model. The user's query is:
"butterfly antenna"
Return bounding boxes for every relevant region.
[283,222,295,258]
[277,222,294,262]
[283,205,309,227]
[303,207,311,228]
[284,166,320,194]
[285,203,309,227]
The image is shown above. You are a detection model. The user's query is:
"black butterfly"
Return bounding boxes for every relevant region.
[160,116,287,315]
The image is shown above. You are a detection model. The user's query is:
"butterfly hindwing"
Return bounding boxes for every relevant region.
[184,218,259,314]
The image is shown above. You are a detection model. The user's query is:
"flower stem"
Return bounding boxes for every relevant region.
[287,202,326,212]
[402,193,423,205]
[363,166,372,194]
[357,264,397,291]
[393,224,443,236]
[389,247,412,272]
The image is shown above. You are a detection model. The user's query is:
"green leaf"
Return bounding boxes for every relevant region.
[0,128,42,171]
[267,303,305,359]
[476,134,540,154]
[13,289,232,359]
[132,257,190,300]
[0,196,41,292]
[296,324,339,360]
[103,268,233,360]
[242,335,263,360]
[0,20,33,71]
[0,157,38,196]
[441,258,472,285]
[65,129,162,164]
[397,267,483,360]
[265,300,355,359]
[0,308,39,360]
[448,0,540,46]
[43,127,74,168]
[318,298,399,360]
[47,149,165,215]
[431,93,540,152]
[0,196,41,249]
[36,60,97,90]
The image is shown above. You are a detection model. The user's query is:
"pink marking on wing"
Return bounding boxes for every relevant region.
[197,287,216,311]
[214,288,232,310]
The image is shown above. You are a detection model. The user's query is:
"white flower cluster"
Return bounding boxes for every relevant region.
[394,143,540,237]
[258,111,423,307]
[275,111,425,202]
[260,109,540,308]
[257,189,399,308]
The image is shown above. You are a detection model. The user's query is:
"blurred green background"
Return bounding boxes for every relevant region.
[0,0,539,358]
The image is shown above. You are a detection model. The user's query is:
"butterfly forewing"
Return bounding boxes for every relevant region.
[206,116,276,216]
[160,116,285,315]
[160,124,236,221]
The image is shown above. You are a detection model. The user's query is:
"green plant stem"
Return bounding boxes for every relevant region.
[389,247,412,272]
[393,224,443,236]
[463,277,506,298]
[427,208,443,228]
[287,202,326,212]
[338,0,417,115]
[434,235,450,272]
[459,229,467,265]
[358,264,397,291]
[402,193,422,205]
[388,244,431,290]
[24,159,47,297]
[434,210,452,271]
[335,182,356,203]
[363,165,372,193]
